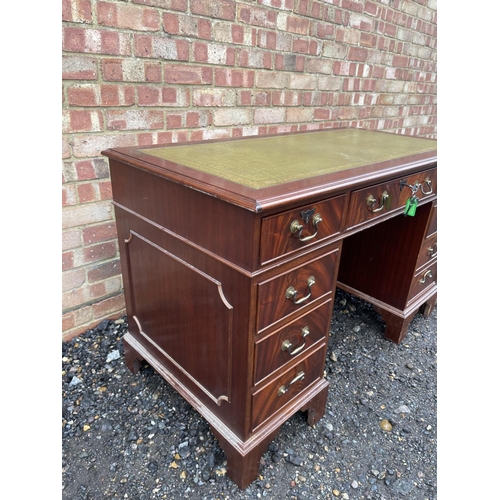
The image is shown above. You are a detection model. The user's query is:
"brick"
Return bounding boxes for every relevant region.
[348,46,368,62]
[62,287,88,310]
[67,84,135,107]
[62,0,92,23]
[314,108,330,120]
[163,12,212,39]
[88,259,122,283]
[191,0,236,21]
[104,277,123,295]
[66,85,97,106]
[322,42,347,59]
[166,114,182,128]
[364,1,380,17]
[210,21,239,44]
[134,34,189,61]
[393,54,409,67]
[335,28,360,45]
[274,54,304,72]
[271,91,300,107]
[254,107,285,124]
[62,202,114,230]
[102,59,161,83]
[186,112,199,127]
[286,108,314,123]
[83,241,117,265]
[238,5,277,28]
[77,183,99,204]
[256,71,288,89]
[62,55,97,80]
[63,110,103,133]
[63,251,74,271]
[313,22,335,40]
[215,68,255,87]
[92,293,126,319]
[63,268,86,292]
[360,32,377,48]
[82,222,117,245]
[194,42,236,66]
[101,59,124,81]
[107,109,164,130]
[132,0,187,11]
[164,64,212,84]
[278,13,309,34]
[305,58,333,74]
[99,180,113,201]
[239,49,272,69]
[63,184,77,207]
[162,87,184,105]
[74,160,103,181]
[213,108,252,126]
[63,229,82,251]
[137,85,160,105]
[63,27,132,56]
[62,310,76,334]
[63,27,86,52]
[163,13,180,34]
[97,2,160,31]
[193,88,237,106]
[289,74,316,89]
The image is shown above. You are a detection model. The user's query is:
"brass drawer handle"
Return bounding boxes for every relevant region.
[419,269,433,284]
[278,371,305,396]
[282,326,310,356]
[290,213,323,242]
[420,177,433,195]
[367,191,389,213]
[286,276,315,305]
[427,243,437,258]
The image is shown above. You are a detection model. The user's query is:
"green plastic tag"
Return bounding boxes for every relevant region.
[404,197,418,217]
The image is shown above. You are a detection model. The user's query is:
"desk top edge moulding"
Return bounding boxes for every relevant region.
[103,128,437,212]
[102,127,437,489]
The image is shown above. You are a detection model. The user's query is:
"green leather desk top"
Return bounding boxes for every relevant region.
[139,129,437,190]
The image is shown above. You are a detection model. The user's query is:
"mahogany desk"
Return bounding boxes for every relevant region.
[102,128,437,489]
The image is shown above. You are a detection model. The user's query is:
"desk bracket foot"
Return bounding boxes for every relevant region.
[420,294,437,318]
[123,334,144,374]
[210,426,280,490]
[301,383,328,426]
[375,308,414,344]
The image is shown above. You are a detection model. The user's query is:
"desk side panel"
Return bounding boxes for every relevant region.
[113,205,255,440]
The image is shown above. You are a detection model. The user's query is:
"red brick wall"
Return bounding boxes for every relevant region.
[62,0,437,340]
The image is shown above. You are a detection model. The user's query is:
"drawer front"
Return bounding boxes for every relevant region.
[407,260,437,306]
[251,344,326,429]
[345,168,437,230]
[415,233,437,272]
[254,300,331,385]
[426,201,437,237]
[256,247,339,332]
[260,195,346,264]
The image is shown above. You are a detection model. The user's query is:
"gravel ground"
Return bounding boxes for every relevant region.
[62,289,437,500]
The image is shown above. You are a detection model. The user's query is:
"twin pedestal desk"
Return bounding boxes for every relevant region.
[102,128,437,489]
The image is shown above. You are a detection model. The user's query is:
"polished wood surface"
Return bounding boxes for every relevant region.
[102,128,437,489]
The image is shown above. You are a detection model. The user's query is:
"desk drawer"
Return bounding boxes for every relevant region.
[407,260,437,306]
[254,301,331,385]
[260,195,346,264]
[345,168,437,230]
[415,233,437,272]
[256,247,339,332]
[426,201,437,237]
[251,344,326,429]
